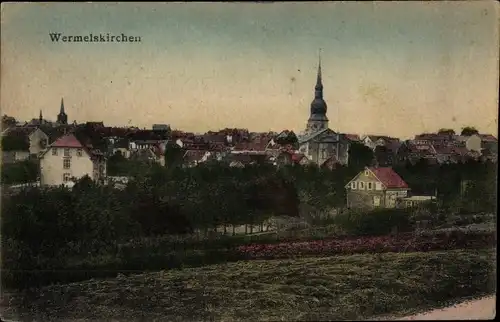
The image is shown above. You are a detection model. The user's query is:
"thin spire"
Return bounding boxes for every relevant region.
[317,48,322,82]
[39,109,43,120]
[60,97,65,114]
[315,48,323,96]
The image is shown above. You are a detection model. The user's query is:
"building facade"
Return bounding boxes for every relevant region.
[345,167,410,209]
[297,53,350,166]
[39,133,106,186]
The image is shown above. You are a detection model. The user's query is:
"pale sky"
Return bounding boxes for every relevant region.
[1,2,499,138]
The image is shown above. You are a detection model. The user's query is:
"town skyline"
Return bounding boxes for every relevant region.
[1,2,499,138]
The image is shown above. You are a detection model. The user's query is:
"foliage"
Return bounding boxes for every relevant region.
[437,128,455,135]
[348,141,375,171]
[2,249,495,321]
[461,126,479,136]
[333,208,413,236]
[236,230,495,259]
[1,159,39,184]
[164,142,185,168]
[1,158,497,290]
[106,152,146,176]
[1,134,29,151]
[394,159,496,213]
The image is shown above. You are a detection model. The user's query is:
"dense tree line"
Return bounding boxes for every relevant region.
[1,155,496,289]
[393,159,496,213]
[1,135,30,151]
[1,159,39,184]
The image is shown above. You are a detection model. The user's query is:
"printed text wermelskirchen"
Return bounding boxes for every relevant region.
[49,33,142,43]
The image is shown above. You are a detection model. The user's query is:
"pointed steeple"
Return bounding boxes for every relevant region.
[306,49,329,134]
[315,49,323,98]
[60,98,65,114]
[39,109,43,123]
[57,97,68,125]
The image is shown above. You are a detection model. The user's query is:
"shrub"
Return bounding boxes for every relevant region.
[333,208,413,236]
[236,230,496,260]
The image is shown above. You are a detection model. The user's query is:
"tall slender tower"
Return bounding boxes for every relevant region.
[57,98,68,125]
[39,110,43,124]
[306,50,329,133]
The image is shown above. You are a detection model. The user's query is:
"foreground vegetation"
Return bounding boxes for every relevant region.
[1,160,496,289]
[2,249,495,321]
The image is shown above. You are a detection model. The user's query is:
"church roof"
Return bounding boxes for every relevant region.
[298,128,332,144]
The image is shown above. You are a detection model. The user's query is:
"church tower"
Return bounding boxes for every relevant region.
[39,110,43,124]
[57,98,68,125]
[306,51,329,134]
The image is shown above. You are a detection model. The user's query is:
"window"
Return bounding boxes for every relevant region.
[64,148,70,157]
[364,170,369,176]
[359,182,365,189]
[63,173,71,182]
[52,148,58,156]
[76,148,83,157]
[351,182,357,189]
[375,182,382,190]
[368,182,373,190]
[373,196,381,207]
[321,148,327,159]
[63,158,71,169]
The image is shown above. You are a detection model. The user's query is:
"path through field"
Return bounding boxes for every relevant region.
[395,295,496,320]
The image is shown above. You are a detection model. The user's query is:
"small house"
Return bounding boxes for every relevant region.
[345,166,410,209]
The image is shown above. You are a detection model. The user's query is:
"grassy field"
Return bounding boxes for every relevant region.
[2,248,495,322]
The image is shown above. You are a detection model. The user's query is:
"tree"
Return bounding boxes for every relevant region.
[438,128,455,135]
[1,135,29,151]
[106,151,129,176]
[2,115,17,129]
[348,142,375,171]
[164,142,185,168]
[461,126,479,136]
[1,160,39,184]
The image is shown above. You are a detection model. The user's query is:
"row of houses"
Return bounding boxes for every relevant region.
[1,121,498,186]
[0,123,488,212]
[357,132,498,166]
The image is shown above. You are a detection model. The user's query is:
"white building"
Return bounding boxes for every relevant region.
[39,133,107,186]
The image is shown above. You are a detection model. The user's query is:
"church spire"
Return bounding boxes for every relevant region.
[60,97,65,114]
[57,97,68,125]
[306,49,329,134]
[315,49,323,98]
[39,109,43,123]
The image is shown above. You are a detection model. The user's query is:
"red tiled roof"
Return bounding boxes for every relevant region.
[369,167,409,189]
[51,134,84,148]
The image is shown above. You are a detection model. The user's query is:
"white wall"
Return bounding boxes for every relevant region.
[466,135,482,152]
[28,129,49,155]
[40,147,94,186]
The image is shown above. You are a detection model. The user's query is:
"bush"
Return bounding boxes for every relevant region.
[1,159,39,184]
[333,208,413,236]
[237,230,496,260]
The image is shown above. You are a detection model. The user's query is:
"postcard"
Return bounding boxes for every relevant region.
[1,2,497,321]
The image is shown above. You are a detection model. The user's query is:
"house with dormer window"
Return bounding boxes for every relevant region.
[345,166,410,209]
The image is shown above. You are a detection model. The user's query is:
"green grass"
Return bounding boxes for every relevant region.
[2,248,496,322]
